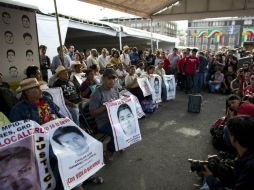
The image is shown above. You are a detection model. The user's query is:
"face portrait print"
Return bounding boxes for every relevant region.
[21,15,30,28]
[0,147,40,190]
[2,12,11,25]
[7,49,15,63]
[167,80,173,92]
[4,31,14,44]
[23,33,32,45]
[154,78,160,94]
[9,66,18,78]
[117,104,137,136]
[26,50,33,62]
[52,126,89,157]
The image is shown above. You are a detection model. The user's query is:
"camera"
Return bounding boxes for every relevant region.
[188,155,220,173]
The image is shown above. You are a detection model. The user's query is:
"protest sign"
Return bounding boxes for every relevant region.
[74,73,87,86]
[0,120,56,190]
[149,74,162,103]
[42,87,73,119]
[105,96,142,151]
[44,118,104,190]
[163,75,176,100]
[137,77,153,97]
[119,90,145,119]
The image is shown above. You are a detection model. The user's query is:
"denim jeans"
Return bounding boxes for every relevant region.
[208,81,221,93]
[67,103,79,125]
[194,72,205,93]
[98,122,115,153]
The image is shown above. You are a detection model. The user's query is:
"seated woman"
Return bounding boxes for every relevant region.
[107,50,121,68]
[25,65,48,90]
[80,69,97,99]
[208,69,224,93]
[125,65,144,101]
[116,63,127,87]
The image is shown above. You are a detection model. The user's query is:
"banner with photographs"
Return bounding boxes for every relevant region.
[119,90,145,119]
[105,96,142,151]
[74,73,87,86]
[149,74,162,103]
[137,77,153,97]
[163,75,176,100]
[44,118,104,190]
[42,87,73,120]
[0,120,56,190]
[0,6,39,89]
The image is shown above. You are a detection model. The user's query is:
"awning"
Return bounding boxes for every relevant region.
[0,0,39,10]
[79,0,254,20]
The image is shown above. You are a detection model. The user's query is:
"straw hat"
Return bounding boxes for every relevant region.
[54,65,68,77]
[16,78,46,93]
[123,45,129,51]
[71,61,82,69]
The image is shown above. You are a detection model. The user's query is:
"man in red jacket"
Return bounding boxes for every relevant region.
[183,48,199,94]
[162,51,170,74]
[177,51,187,90]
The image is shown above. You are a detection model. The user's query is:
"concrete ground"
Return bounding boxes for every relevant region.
[86,91,226,190]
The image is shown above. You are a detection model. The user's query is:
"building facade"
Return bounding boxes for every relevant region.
[187,18,254,51]
[105,18,177,37]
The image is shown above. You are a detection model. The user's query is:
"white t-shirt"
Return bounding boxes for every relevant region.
[136,68,145,77]
[98,54,107,70]
[120,53,130,67]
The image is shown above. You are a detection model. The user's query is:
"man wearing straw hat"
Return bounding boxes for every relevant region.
[10,78,62,124]
[120,45,131,69]
[53,65,81,125]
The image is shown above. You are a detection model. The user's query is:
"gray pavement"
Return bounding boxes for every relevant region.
[86,91,226,190]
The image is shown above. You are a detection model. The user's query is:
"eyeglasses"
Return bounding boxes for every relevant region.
[250,78,254,80]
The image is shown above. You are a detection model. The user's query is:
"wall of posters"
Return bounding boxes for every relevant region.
[0,6,39,88]
[105,96,142,151]
[137,77,153,97]
[42,87,73,120]
[0,120,56,190]
[163,75,176,100]
[44,118,104,190]
[149,74,162,103]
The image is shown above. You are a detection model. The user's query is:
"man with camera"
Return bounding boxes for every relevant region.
[201,116,254,190]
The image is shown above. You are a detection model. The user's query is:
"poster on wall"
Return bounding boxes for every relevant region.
[105,96,142,151]
[0,6,39,89]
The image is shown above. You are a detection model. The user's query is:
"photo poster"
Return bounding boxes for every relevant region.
[163,75,176,100]
[137,77,153,97]
[0,120,56,190]
[105,96,142,151]
[0,6,39,89]
[119,89,145,119]
[44,118,104,190]
[74,73,87,86]
[42,87,73,120]
[149,74,162,103]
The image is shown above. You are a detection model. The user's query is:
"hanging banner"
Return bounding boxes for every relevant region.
[0,120,56,190]
[42,87,73,120]
[137,77,153,97]
[44,118,104,190]
[119,90,145,119]
[105,96,142,151]
[149,74,162,103]
[163,75,176,100]
[0,6,39,89]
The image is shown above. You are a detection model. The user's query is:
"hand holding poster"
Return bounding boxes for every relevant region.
[105,96,142,151]
[43,118,104,190]
[163,75,176,100]
[42,87,73,119]
[149,74,162,103]
[137,77,153,97]
[0,120,56,190]
[119,90,145,119]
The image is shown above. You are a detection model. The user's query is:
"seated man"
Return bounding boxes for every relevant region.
[208,69,224,93]
[89,68,119,160]
[80,69,97,99]
[202,116,254,190]
[53,65,81,125]
[10,78,61,124]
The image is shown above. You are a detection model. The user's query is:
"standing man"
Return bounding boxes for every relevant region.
[194,51,208,93]
[51,46,71,73]
[39,45,51,82]
[68,45,75,61]
[120,45,131,69]
[86,49,99,69]
[168,48,180,78]
[184,49,199,94]
[98,48,108,71]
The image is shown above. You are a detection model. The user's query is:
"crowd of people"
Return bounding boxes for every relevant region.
[1,43,254,190]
